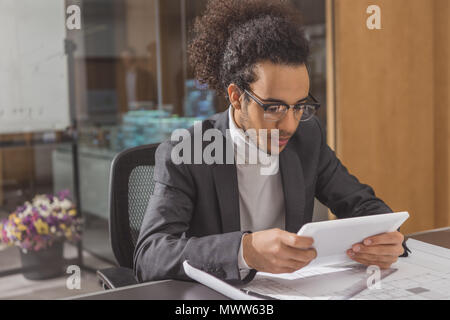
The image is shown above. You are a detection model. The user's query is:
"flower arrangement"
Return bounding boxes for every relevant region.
[0,190,82,253]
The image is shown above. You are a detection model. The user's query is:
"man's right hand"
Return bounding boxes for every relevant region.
[242,228,317,274]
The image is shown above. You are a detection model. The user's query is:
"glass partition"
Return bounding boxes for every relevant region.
[0,0,327,262]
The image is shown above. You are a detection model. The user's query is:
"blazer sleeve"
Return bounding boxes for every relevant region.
[313,119,410,257]
[133,141,256,284]
[313,118,392,218]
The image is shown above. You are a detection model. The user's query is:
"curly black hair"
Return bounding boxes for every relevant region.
[188,0,310,96]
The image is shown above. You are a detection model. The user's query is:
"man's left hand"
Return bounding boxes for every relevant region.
[347,231,405,269]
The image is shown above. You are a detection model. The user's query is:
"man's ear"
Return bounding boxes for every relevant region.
[227,84,243,110]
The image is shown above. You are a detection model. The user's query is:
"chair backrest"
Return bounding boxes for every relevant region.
[109,143,159,268]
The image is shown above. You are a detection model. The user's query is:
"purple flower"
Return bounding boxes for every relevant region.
[47,215,58,226]
[17,206,26,213]
[27,224,37,237]
[57,189,71,201]
[1,192,81,251]
[23,216,33,226]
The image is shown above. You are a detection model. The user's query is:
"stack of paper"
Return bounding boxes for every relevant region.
[183,239,450,300]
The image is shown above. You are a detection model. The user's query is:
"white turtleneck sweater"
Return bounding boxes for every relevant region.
[228,107,286,277]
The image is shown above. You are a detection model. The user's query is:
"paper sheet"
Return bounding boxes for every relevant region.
[243,239,450,300]
[242,264,397,300]
[353,239,450,299]
[184,239,450,300]
[182,261,261,300]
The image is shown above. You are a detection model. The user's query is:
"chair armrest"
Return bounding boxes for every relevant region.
[97,267,138,290]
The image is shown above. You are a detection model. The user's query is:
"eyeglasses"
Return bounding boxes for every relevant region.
[243,88,321,122]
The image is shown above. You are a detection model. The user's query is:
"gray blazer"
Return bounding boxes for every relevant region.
[133,110,392,284]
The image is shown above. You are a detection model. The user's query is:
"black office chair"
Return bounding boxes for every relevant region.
[97,143,159,289]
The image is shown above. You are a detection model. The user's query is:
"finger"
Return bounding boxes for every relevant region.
[350,257,392,270]
[271,265,299,274]
[279,260,313,273]
[347,254,393,269]
[270,256,309,273]
[279,231,314,249]
[348,250,398,264]
[352,243,404,256]
[283,259,308,271]
[363,232,404,246]
[278,244,317,262]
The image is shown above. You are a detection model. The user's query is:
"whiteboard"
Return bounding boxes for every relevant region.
[0,0,70,134]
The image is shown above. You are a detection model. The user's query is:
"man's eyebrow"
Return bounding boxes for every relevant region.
[262,94,309,103]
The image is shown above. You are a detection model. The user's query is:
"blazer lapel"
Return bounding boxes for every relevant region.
[212,164,241,233]
[280,144,306,233]
[212,110,241,233]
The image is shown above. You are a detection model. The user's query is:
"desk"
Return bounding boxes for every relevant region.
[406,227,450,249]
[72,227,450,300]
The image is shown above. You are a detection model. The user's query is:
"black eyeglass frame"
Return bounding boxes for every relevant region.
[243,88,321,122]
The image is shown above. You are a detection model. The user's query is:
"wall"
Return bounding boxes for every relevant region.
[434,0,450,228]
[331,0,449,234]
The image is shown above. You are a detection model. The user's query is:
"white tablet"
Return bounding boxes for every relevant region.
[297,211,409,268]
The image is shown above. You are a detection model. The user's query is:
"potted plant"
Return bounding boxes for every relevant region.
[0,190,82,280]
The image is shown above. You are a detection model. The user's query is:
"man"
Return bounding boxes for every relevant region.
[134,0,408,284]
[118,47,157,112]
